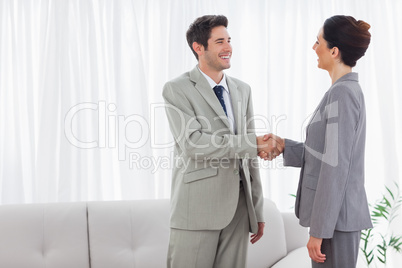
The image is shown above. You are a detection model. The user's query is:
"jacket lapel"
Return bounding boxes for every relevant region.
[190,67,231,130]
[226,76,242,135]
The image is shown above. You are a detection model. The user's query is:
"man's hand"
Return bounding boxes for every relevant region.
[250,222,265,244]
[257,134,284,160]
[307,236,326,263]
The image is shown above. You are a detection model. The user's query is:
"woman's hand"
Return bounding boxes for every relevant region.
[257,133,285,160]
[307,236,326,263]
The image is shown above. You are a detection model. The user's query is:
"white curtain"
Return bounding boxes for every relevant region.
[3,0,400,205]
[1,0,401,205]
[1,0,401,266]
[1,0,401,261]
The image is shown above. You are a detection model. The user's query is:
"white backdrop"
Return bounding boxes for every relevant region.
[1,0,402,266]
[1,0,401,234]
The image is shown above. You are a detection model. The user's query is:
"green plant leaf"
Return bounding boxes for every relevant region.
[377,256,385,263]
[386,186,395,200]
[383,196,391,207]
[388,235,402,252]
[360,182,402,266]
[369,255,374,264]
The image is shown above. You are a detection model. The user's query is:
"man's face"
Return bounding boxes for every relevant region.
[199,26,232,71]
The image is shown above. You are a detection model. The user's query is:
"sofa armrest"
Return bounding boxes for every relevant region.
[247,199,287,268]
[281,212,309,253]
[271,247,311,268]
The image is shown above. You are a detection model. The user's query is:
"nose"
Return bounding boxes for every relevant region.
[312,43,317,50]
[223,40,232,51]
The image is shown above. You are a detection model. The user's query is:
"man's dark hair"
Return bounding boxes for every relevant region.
[186,15,228,60]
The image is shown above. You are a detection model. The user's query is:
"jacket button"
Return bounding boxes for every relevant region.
[234,169,239,175]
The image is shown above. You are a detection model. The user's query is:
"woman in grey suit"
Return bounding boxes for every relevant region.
[261,15,373,267]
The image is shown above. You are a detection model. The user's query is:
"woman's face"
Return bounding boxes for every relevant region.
[312,28,333,71]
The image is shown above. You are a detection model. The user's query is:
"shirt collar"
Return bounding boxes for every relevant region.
[198,66,229,93]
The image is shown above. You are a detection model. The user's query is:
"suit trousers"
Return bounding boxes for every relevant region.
[167,182,249,268]
[312,230,361,268]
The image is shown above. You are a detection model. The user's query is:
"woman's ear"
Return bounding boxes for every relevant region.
[331,47,340,58]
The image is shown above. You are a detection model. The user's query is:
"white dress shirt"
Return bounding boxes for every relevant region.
[198,68,236,134]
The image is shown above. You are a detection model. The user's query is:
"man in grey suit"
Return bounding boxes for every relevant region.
[163,15,272,268]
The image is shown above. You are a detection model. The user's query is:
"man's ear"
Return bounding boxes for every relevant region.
[192,42,204,57]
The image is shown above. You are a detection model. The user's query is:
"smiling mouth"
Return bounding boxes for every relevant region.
[220,55,230,59]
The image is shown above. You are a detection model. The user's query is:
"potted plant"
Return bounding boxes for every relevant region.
[360,182,402,267]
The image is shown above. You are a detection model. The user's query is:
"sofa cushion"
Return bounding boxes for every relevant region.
[247,199,287,268]
[0,202,90,268]
[87,199,170,268]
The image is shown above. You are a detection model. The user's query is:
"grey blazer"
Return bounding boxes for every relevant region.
[284,72,372,238]
[162,66,264,233]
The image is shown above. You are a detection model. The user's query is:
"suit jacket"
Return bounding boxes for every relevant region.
[162,66,264,233]
[283,72,373,238]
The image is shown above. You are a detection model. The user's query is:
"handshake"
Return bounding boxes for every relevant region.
[256,133,284,161]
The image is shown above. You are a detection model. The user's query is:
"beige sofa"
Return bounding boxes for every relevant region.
[0,199,311,268]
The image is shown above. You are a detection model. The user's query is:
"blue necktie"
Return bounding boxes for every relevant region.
[213,85,227,116]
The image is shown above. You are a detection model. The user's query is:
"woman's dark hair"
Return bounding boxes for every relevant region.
[323,15,371,67]
[186,15,228,60]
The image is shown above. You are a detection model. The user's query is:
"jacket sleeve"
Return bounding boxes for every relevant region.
[162,81,258,160]
[283,139,304,167]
